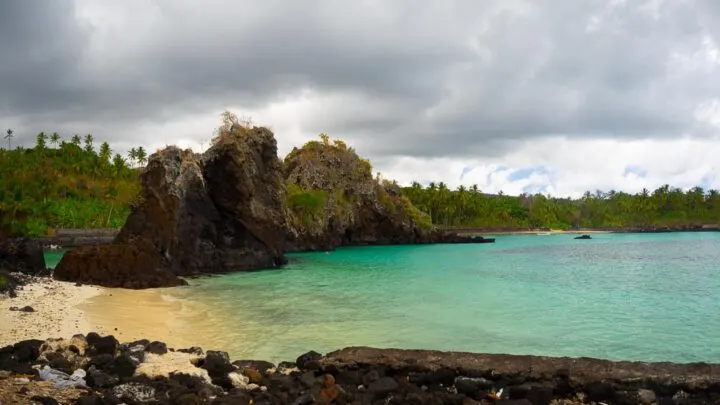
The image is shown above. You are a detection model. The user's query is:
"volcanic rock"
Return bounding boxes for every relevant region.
[54,125,291,288]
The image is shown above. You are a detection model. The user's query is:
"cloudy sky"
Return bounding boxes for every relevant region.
[2,0,720,197]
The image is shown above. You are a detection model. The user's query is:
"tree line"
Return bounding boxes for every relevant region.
[3,124,720,236]
[402,182,720,230]
[0,129,144,236]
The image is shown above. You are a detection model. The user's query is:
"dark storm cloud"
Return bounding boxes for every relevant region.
[1,0,719,157]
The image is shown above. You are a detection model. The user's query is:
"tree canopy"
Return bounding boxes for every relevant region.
[402,182,720,230]
[0,131,141,236]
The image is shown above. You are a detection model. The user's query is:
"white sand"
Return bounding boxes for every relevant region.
[1,277,216,355]
[0,278,104,347]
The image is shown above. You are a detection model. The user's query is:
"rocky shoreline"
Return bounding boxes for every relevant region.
[1,334,718,405]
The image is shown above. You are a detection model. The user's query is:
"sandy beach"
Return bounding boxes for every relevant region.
[0,277,213,351]
[79,286,213,350]
[0,277,104,347]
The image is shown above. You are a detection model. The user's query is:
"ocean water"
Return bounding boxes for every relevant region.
[44,250,66,269]
[48,232,720,363]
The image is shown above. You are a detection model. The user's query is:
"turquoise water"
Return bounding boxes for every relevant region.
[44,250,66,269]
[163,232,720,363]
[45,233,720,363]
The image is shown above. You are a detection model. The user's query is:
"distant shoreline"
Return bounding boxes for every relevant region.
[31,225,720,249]
[444,226,720,236]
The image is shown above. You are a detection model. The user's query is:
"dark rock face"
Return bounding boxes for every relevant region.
[54,127,291,289]
[53,239,187,289]
[0,237,46,275]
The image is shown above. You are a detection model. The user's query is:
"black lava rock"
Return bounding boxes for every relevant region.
[147,341,168,355]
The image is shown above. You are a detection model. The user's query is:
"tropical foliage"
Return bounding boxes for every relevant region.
[0,130,143,236]
[402,182,720,230]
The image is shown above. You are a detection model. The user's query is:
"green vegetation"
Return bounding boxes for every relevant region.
[1,130,143,236]
[4,115,719,236]
[286,183,328,227]
[402,182,720,230]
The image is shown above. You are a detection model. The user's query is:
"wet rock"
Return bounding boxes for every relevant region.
[202,351,234,377]
[147,341,168,355]
[242,367,264,384]
[296,350,322,370]
[179,347,205,356]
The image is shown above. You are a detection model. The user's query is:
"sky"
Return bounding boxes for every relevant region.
[2,0,720,198]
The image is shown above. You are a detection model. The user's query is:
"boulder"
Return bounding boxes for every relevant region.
[0,237,46,275]
[54,126,291,288]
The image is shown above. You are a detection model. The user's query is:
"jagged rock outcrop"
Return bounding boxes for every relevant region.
[283,138,493,250]
[283,139,436,251]
[54,126,291,288]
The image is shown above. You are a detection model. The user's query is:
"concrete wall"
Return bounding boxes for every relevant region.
[39,228,120,247]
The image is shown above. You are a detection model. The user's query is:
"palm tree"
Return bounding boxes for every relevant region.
[4,129,13,150]
[36,132,48,149]
[71,134,81,146]
[99,142,112,163]
[136,146,147,166]
[128,147,137,168]
[50,132,61,147]
[83,134,94,153]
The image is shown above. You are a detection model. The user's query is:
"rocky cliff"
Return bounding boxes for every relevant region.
[54,120,490,289]
[283,137,435,251]
[54,124,291,289]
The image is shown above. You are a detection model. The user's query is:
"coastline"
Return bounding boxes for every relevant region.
[79,285,214,351]
[0,277,104,347]
[0,277,213,351]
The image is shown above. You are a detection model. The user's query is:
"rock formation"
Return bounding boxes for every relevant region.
[2,334,719,404]
[0,236,46,275]
[54,125,291,289]
[54,122,491,289]
[283,138,437,251]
